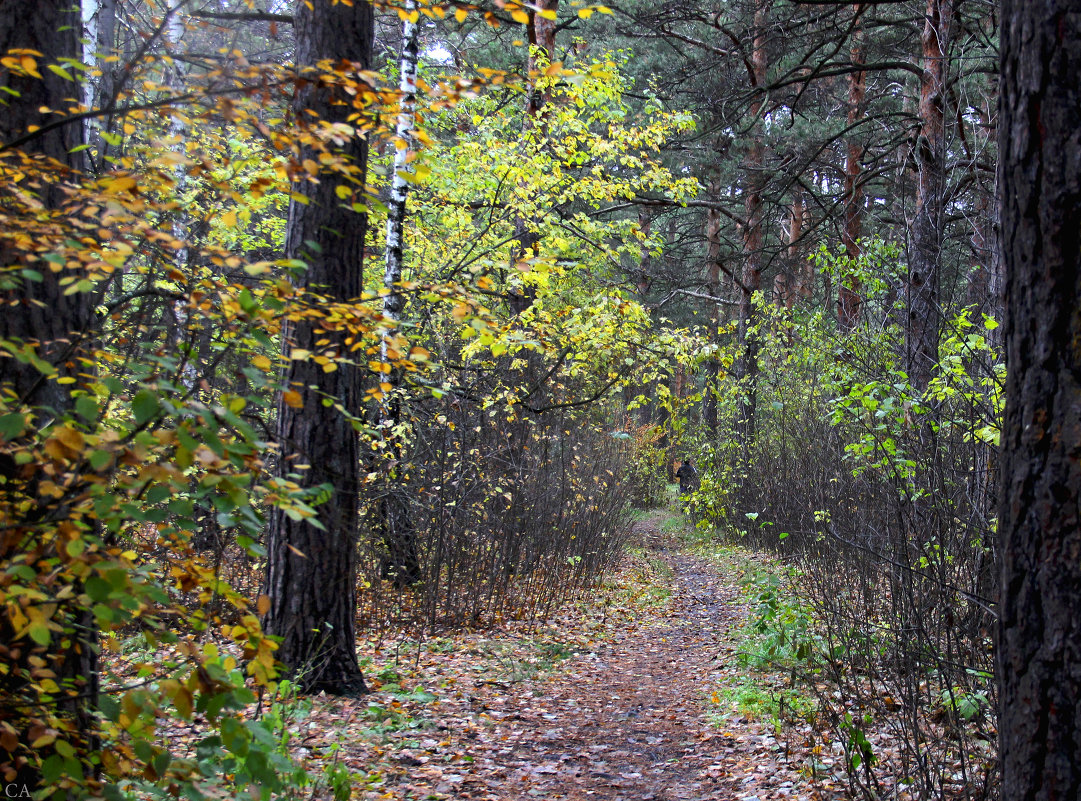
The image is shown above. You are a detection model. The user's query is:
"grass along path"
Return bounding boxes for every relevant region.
[299,506,849,800]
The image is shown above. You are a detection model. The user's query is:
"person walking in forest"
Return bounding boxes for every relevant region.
[676,458,698,495]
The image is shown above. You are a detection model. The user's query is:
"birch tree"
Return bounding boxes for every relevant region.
[376,0,422,586]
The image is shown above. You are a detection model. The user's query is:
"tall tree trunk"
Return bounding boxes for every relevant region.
[0,0,98,792]
[509,0,559,316]
[81,0,116,170]
[625,207,653,426]
[0,0,90,411]
[790,191,811,304]
[703,202,723,437]
[734,0,768,446]
[906,0,952,391]
[525,0,559,118]
[965,93,1001,329]
[997,3,1081,797]
[377,0,421,587]
[965,182,996,316]
[665,366,685,481]
[262,0,373,697]
[838,4,865,330]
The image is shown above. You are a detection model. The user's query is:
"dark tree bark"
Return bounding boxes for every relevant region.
[0,0,90,410]
[703,202,722,437]
[734,0,768,446]
[0,0,99,791]
[262,0,373,696]
[789,191,811,305]
[997,3,1081,798]
[906,0,952,391]
[524,0,559,119]
[509,0,560,316]
[624,207,654,427]
[965,92,1001,328]
[838,4,865,330]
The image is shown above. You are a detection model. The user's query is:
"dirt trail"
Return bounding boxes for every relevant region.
[434,513,832,801]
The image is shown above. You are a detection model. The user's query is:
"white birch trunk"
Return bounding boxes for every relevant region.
[382,0,420,347]
[82,0,99,113]
[81,0,116,167]
[376,0,422,586]
[165,3,195,388]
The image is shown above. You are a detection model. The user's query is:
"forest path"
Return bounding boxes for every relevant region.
[458,509,820,801]
[336,507,841,800]
[460,512,791,799]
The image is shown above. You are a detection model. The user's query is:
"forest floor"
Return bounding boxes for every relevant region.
[296,505,854,801]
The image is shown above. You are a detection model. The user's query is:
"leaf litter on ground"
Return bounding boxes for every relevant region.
[291,509,850,801]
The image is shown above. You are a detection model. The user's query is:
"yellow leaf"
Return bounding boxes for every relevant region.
[252,355,272,371]
[244,262,272,276]
[282,390,304,409]
[454,7,468,22]
[104,175,137,194]
[539,8,557,19]
[21,56,42,78]
[290,348,312,360]
[578,7,593,18]
[511,9,529,24]
[221,210,238,228]
[55,425,84,451]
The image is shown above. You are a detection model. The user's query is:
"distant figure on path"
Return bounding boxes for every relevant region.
[676,458,698,495]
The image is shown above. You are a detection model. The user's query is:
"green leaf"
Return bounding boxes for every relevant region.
[28,620,51,646]
[75,395,99,421]
[0,413,25,439]
[89,449,112,470]
[85,576,111,602]
[132,389,160,426]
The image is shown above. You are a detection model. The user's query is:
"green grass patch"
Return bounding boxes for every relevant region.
[710,677,818,733]
[456,637,579,683]
[702,543,821,734]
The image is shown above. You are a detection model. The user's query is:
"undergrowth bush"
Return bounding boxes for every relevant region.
[354,375,636,630]
[695,242,1001,800]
